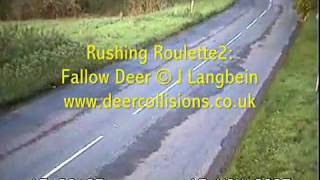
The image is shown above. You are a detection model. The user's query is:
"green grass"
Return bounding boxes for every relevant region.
[224,17,318,179]
[0,0,235,107]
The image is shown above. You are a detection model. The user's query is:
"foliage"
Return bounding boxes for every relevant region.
[78,0,128,16]
[294,0,317,21]
[0,0,235,106]
[0,0,180,20]
[0,25,87,105]
[128,0,175,15]
[40,0,82,18]
[0,0,12,19]
[0,0,82,20]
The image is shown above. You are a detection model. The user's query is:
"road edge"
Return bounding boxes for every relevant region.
[204,20,301,180]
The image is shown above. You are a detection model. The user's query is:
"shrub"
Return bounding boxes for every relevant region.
[0,25,84,105]
[0,0,181,20]
[0,0,81,20]
[128,0,175,15]
[0,0,12,19]
[40,0,81,18]
[295,0,317,21]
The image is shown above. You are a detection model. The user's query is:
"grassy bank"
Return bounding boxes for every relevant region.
[224,17,318,179]
[0,0,235,107]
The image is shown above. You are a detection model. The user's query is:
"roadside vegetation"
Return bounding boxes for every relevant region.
[224,15,318,179]
[294,0,317,21]
[0,0,235,107]
[0,0,176,20]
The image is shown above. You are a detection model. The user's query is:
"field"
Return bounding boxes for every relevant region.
[224,16,318,179]
[0,0,235,107]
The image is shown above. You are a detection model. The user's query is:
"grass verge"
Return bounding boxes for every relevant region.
[0,0,235,107]
[223,16,318,179]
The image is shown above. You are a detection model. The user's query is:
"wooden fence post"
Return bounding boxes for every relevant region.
[190,0,195,13]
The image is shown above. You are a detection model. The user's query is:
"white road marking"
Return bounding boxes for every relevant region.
[268,0,272,10]
[158,80,179,95]
[192,0,273,72]
[39,0,274,178]
[132,107,145,115]
[226,32,243,46]
[259,9,268,18]
[41,136,104,179]
[246,18,258,29]
[132,0,272,115]
[132,81,179,115]
[193,60,208,71]
[194,31,243,71]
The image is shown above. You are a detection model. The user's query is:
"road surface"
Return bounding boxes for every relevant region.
[0,0,297,179]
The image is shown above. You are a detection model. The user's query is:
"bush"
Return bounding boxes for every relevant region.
[0,25,85,105]
[0,0,179,20]
[78,0,127,16]
[40,0,81,18]
[0,0,82,20]
[0,0,12,19]
[128,0,175,15]
[295,0,317,21]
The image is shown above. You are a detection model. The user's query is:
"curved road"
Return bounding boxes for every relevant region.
[0,0,297,179]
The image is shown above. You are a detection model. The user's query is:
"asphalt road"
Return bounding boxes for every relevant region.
[0,0,298,179]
